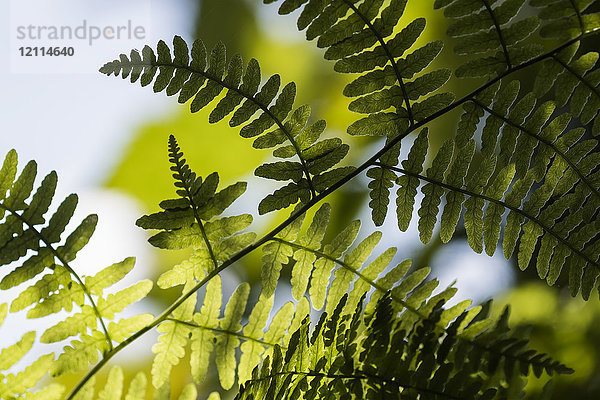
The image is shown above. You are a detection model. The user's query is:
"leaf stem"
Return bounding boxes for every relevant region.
[166,317,283,348]
[481,0,512,69]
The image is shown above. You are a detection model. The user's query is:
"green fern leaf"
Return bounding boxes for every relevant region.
[291,203,330,300]
[216,283,249,389]
[98,366,123,400]
[97,281,152,320]
[57,214,98,262]
[532,0,600,39]
[151,290,196,388]
[261,212,304,297]
[103,39,354,212]
[1,354,54,398]
[191,275,222,384]
[0,331,36,370]
[51,330,109,376]
[396,128,428,231]
[85,257,136,296]
[418,139,453,243]
[0,303,6,328]
[108,314,154,343]
[125,372,148,400]
[40,305,96,343]
[310,219,360,310]
[0,150,18,207]
[176,384,198,400]
[326,231,382,315]
[239,294,274,383]
[21,384,65,400]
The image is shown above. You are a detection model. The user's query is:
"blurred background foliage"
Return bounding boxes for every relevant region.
[96,0,600,398]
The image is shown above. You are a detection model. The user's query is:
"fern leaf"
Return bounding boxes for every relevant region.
[151,289,196,388]
[367,136,401,226]
[0,149,18,207]
[57,214,98,262]
[97,366,124,400]
[125,372,148,400]
[532,0,600,39]
[396,128,428,231]
[437,0,544,78]
[176,384,197,400]
[1,354,54,398]
[269,0,454,132]
[85,257,136,296]
[534,42,600,135]
[40,305,96,343]
[290,203,330,300]
[97,280,152,319]
[51,330,109,376]
[103,40,354,212]
[326,231,382,315]
[216,283,249,389]
[0,331,36,370]
[261,211,304,297]
[21,384,65,400]
[239,294,274,383]
[108,314,154,342]
[0,303,6,328]
[310,219,360,310]
[418,139,453,243]
[263,301,296,345]
[191,275,222,384]
[71,377,95,400]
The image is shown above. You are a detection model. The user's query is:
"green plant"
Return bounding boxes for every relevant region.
[1,0,599,398]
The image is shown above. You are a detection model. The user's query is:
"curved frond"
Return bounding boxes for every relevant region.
[101,39,355,213]
[268,0,454,134]
[0,150,153,381]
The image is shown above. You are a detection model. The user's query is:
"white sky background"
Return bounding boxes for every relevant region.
[0,0,515,373]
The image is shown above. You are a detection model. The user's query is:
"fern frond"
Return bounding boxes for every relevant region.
[436,0,545,78]
[534,42,600,135]
[235,294,547,399]
[101,40,355,213]
[257,201,570,380]
[153,274,310,390]
[0,150,153,383]
[0,316,61,399]
[268,0,454,135]
[151,284,196,389]
[0,353,56,400]
[58,368,189,400]
[362,77,600,299]
[137,135,255,290]
[531,0,600,39]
